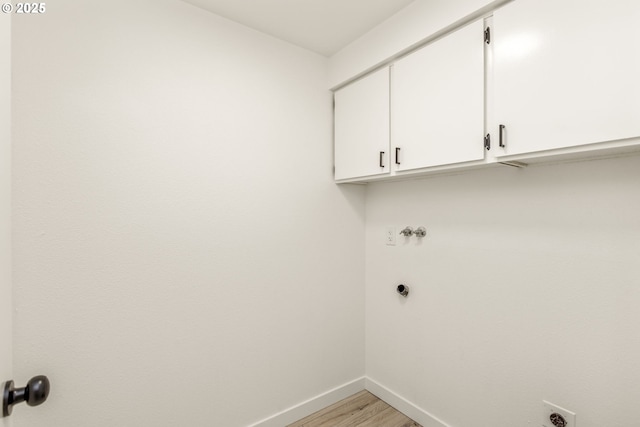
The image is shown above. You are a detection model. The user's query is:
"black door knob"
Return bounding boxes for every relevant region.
[2,375,50,417]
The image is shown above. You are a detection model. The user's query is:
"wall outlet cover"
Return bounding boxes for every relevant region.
[385,227,396,246]
[542,400,576,427]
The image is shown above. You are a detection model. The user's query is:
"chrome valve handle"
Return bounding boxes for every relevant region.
[414,227,426,238]
[399,226,414,236]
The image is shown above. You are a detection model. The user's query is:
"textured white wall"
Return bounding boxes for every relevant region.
[1,13,12,427]
[365,155,640,427]
[11,1,365,426]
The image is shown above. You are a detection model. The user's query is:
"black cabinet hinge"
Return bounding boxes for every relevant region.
[484,27,491,44]
[484,133,491,151]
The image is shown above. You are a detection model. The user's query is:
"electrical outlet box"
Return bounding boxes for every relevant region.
[385,227,396,246]
[543,401,576,427]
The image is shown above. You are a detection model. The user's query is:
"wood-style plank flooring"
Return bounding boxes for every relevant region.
[287,390,422,427]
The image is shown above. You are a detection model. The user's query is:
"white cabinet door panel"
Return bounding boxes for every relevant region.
[392,20,485,171]
[494,0,640,156]
[334,67,390,181]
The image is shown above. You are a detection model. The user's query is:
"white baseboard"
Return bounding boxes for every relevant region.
[364,377,450,427]
[247,376,450,427]
[247,377,366,427]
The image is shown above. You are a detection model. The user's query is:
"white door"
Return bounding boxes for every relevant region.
[392,20,485,171]
[334,66,390,181]
[493,0,640,156]
[1,12,12,427]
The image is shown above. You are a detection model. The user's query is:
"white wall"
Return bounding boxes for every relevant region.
[0,12,12,427]
[365,155,640,427]
[328,0,511,88]
[11,1,365,426]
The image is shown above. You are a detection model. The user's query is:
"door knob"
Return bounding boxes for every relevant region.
[2,375,50,417]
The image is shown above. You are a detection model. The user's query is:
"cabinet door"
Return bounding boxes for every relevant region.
[334,67,390,181]
[392,20,485,171]
[493,0,640,156]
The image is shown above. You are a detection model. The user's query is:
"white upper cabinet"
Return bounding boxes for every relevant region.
[334,67,390,181]
[334,0,640,183]
[392,20,485,171]
[493,0,640,157]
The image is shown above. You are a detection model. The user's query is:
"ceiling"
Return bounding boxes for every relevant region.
[181,0,416,57]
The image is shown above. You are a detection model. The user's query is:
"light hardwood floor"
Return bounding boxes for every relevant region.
[287,390,422,427]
